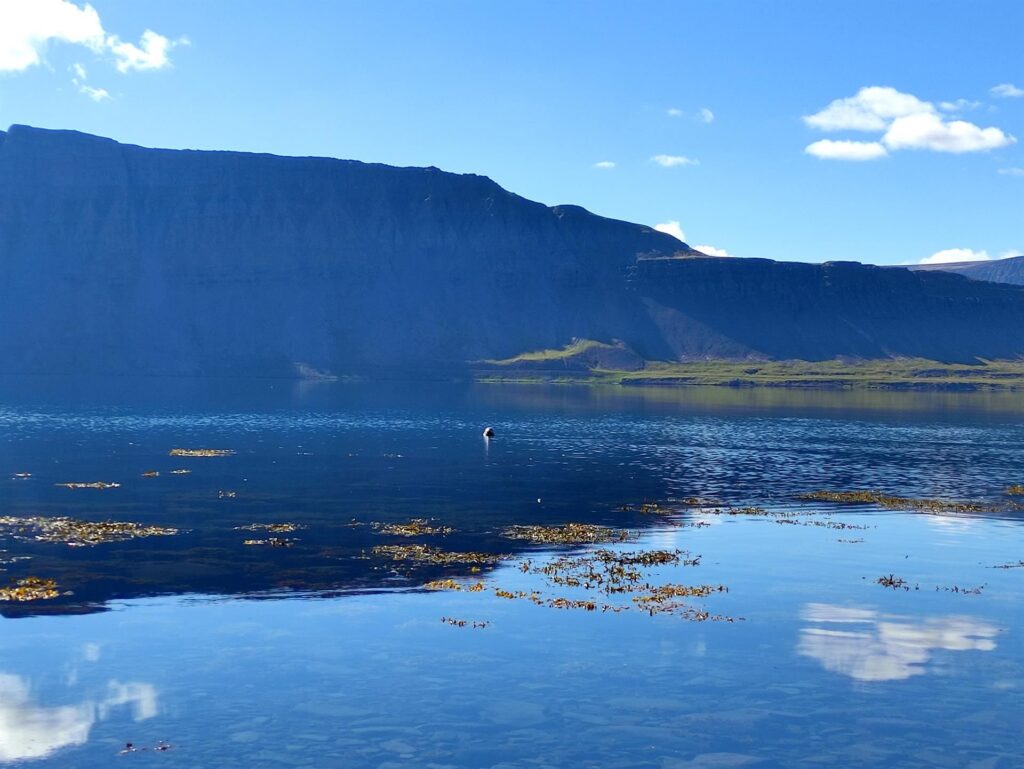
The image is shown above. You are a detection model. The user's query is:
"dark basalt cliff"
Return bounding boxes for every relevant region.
[1,124,1023,376]
[910,255,1024,286]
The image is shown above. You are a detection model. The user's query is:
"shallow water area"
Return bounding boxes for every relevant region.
[0,379,1021,767]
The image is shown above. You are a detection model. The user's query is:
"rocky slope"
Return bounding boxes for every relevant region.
[1,124,1023,376]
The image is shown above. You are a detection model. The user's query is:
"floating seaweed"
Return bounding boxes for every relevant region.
[1005,485,1024,495]
[218,490,237,499]
[141,471,160,478]
[0,576,60,602]
[441,617,489,629]
[877,574,909,589]
[0,515,178,547]
[243,538,296,547]
[168,448,234,457]
[992,560,1024,569]
[55,482,120,490]
[169,469,192,475]
[235,523,305,533]
[837,538,865,544]
[373,519,453,537]
[936,584,984,595]
[799,490,992,514]
[372,544,503,565]
[501,523,631,545]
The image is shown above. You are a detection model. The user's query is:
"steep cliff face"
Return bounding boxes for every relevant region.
[634,258,1024,361]
[910,256,1024,286]
[0,124,1023,375]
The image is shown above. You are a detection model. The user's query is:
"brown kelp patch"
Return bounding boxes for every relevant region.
[877,574,909,590]
[372,544,505,565]
[373,519,453,537]
[0,516,179,547]
[471,547,738,621]
[798,490,993,514]
[0,577,60,602]
[441,617,490,629]
[243,538,297,548]
[502,523,631,545]
[55,482,120,490]
[235,523,305,534]
[168,448,234,457]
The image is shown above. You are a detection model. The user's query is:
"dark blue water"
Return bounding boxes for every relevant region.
[0,380,1021,767]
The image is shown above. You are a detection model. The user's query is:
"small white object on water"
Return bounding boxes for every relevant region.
[482,427,495,438]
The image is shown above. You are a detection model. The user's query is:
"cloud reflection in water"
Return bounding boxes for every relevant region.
[798,603,998,682]
[0,673,158,762]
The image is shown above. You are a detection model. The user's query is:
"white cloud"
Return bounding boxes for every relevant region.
[698,107,714,123]
[654,221,686,241]
[804,86,1016,159]
[804,86,935,132]
[593,160,616,169]
[920,248,993,264]
[0,0,104,72]
[693,244,730,257]
[0,0,182,75]
[666,108,683,117]
[651,154,699,167]
[998,167,1024,176]
[884,112,1015,153]
[108,29,181,73]
[991,83,1024,98]
[805,139,888,161]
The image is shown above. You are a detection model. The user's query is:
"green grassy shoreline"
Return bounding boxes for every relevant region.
[472,358,1024,392]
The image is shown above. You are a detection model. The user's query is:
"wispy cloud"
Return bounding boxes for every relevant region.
[651,154,699,168]
[805,139,887,161]
[0,0,185,76]
[68,62,110,102]
[698,107,714,123]
[803,86,1015,159]
[998,167,1024,177]
[991,83,1024,98]
[654,221,686,241]
[666,108,683,117]
[592,160,616,169]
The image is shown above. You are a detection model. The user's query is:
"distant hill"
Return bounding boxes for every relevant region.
[2,124,1024,376]
[909,256,1024,286]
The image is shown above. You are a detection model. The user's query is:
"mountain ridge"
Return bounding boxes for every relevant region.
[1,124,1023,376]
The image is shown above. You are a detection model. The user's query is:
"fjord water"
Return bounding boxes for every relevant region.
[0,379,1022,768]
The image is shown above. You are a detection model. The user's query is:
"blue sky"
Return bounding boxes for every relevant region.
[0,0,1021,264]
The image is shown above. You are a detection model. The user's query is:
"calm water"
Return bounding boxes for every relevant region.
[0,379,1022,767]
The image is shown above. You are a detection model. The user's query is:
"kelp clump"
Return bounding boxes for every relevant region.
[1005,485,1024,496]
[168,448,234,457]
[0,516,179,547]
[0,577,60,602]
[235,523,305,533]
[502,523,630,545]
[373,519,453,537]
[372,544,504,565]
[798,490,992,514]
[243,538,296,547]
[55,482,120,490]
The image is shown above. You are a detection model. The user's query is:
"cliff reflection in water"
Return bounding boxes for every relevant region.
[798,603,999,682]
